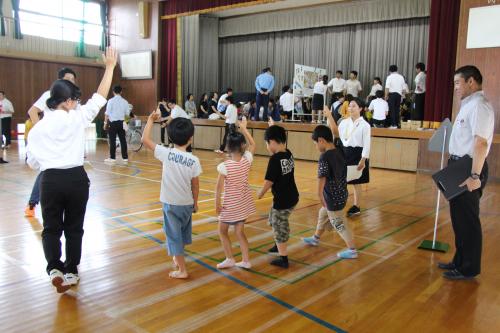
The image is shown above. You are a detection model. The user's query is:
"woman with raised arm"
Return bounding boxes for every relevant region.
[27,48,118,293]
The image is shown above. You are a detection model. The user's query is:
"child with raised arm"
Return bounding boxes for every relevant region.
[302,107,358,259]
[142,111,202,279]
[215,117,257,269]
[258,118,299,268]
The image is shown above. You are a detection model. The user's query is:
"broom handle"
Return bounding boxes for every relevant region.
[432,127,447,248]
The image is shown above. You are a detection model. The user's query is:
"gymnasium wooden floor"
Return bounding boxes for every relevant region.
[1,140,499,333]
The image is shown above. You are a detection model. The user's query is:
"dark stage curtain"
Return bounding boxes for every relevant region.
[160,18,178,100]
[423,0,460,128]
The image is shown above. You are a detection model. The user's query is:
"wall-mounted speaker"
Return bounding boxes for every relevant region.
[138,1,150,39]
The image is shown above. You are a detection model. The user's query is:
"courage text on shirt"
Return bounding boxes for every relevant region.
[167,152,196,167]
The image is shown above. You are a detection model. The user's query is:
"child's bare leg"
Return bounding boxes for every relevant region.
[169,255,188,279]
[235,222,250,263]
[353,184,362,207]
[277,242,287,256]
[327,210,355,249]
[218,222,234,259]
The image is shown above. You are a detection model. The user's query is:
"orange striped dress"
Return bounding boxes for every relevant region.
[218,151,257,222]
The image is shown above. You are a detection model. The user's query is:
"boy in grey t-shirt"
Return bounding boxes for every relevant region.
[142,112,202,279]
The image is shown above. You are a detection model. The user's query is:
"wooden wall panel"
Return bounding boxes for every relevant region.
[455,0,500,134]
[370,137,386,168]
[287,131,320,161]
[253,129,268,156]
[0,57,103,130]
[109,0,160,116]
[400,139,419,171]
[193,125,222,150]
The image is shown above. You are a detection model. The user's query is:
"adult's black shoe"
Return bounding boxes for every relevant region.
[0,158,8,164]
[443,269,476,281]
[437,262,456,270]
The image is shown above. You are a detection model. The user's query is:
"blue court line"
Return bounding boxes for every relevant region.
[112,217,348,333]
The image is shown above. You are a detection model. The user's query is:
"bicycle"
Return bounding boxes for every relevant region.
[125,118,143,152]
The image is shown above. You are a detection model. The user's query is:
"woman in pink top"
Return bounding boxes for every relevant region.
[215,117,256,269]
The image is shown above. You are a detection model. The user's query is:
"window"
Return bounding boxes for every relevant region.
[19,0,104,46]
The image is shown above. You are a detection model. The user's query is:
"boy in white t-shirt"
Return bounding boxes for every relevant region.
[368,90,389,127]
[142,112,202,279]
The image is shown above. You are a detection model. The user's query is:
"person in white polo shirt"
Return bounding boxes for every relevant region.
[384,65,405,128]
[414,62,426,121]
[368,90,388,127]
[438,65,494,281]
[327,70,346,103]
[345,71,362,98]
[215,95,237,154]
[0,91,14,149]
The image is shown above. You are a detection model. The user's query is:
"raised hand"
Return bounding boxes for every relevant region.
[268,117,275,127]
[101,47,118,68]
[239,116,248,130]
[149,109,160,122]
[323,105,332,118]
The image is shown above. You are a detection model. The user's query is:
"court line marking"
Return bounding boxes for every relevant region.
[248,220,454,333]
[111,218,347,333]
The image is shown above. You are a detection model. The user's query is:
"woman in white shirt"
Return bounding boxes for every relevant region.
[312,75,328,123]
[338,97,371,217]
[26,48,117,293]
[215,95,238,154]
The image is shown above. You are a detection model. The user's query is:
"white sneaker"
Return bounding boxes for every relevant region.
[104,158,116,164]
[49,269,71,293]
[216,258,235,269]
[64,273,80,286]
[235,261,252,269]
[122,159,128,164]
[389,126,398,129]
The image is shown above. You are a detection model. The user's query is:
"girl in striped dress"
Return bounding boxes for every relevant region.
[215,117,257,269]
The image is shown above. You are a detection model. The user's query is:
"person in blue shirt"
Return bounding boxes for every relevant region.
[255,67,275,121]
[104,85,131,164]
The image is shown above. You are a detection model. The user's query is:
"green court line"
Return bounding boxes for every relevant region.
[289,208,441,284]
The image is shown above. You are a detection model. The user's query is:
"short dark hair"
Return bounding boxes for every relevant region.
[350,71,358,77]
[186,93,193,100]
[227,131,247,154]
[46,79,81,109]
[389,65,398,72]
[312,125,334,143]
[322,75,328,84]
[455,65,482,85]
[350,97,365,109]
[265,125,287,144]
[58,67,76,79]
[416,62,425,71]
[345,94,354,102]
[336,70,343,75]
[226,95,234,104]
[209,92,217,99]
[263,67,271,73]
[167,118,194,146]
[113,85,122,94]
[226,88,233,93]
[167,99,176,105]
[0,91,4,95]
[335,92,344,99]
[374,77,381,84]
[282,85,290,93]
[375,90,384,98]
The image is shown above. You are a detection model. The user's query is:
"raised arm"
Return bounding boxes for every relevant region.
[142,110,160,151]
[238,116,255,154]
[323,105,339,138]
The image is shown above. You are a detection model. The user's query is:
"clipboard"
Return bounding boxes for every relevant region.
[431,156,472,201]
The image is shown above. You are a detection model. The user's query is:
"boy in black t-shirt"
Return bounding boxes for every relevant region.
[302,111,358,259]
[258,119,299,268]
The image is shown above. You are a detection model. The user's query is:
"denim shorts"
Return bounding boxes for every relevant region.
[162,203,193,256]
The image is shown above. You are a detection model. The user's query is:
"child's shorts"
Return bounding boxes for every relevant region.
[268,207,295,243]
[162,203,194,256]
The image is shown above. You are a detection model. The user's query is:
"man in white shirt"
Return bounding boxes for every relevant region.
[217,88,233,114]
[368,90,388,127]
[0,91,14,149]
[414,62,426,121]
[104,85,130,164]
[167,100,189,121]
[345,71,362,98]
[327,70,346,103]
[24,67,77,217]
[279,85,294,120]
[439,66,494,281]
[215,96,237,153]
[384,65,405,128]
